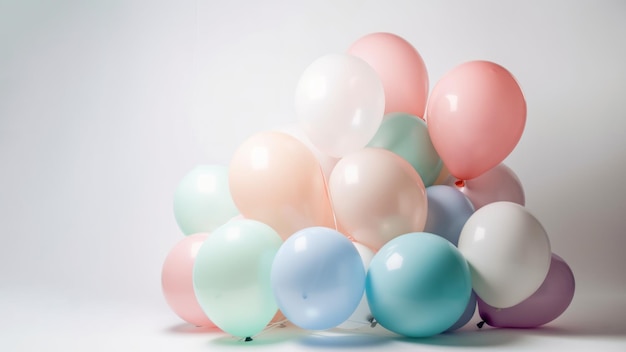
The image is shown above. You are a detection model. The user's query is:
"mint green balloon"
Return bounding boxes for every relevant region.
[367,113,442,187]
[173,165,239,235]
[193,219,282,338]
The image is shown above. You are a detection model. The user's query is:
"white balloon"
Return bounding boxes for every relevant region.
[295,53,385,158]
[337,242,375,329]
[458,201,551,308]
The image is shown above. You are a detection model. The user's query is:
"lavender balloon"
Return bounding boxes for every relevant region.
[477,254,575,328]
[447,290,477,332]
[424,185,474,245]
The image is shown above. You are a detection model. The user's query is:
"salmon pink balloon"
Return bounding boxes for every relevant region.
[229,131,335,240]
[329,148,427,250]
[161,233,215,327]
[348,32,429,119]
[427,61,526,180]
[446,163,525,210]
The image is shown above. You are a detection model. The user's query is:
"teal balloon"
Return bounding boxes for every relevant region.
[367,113,442,186]
[173,165,239,235]
[193,219,282,338]
[366,232,472,337]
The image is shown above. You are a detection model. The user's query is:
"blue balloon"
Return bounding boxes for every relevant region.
[271,227,365,330]
[366,232,472,338]
[424,185,474,245]
[446,290,477,332]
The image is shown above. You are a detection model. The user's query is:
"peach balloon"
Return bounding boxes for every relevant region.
[329,148,427,250]
[348,32,429,119]
[161,233,215,327]
[427,61,526,180]
[434,163,451,185]
[229,131,335,240]
[446,163,525,210]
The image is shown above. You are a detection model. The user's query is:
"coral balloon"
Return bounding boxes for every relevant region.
[458,202,551,308]
[348,32,429,119]
[229,131,335,240]
[329,148,427,250]
[161,233,215,327]
[446,163,525,210]
[478,254,575,328]
[295,53,385,158]
[427,61,526,180]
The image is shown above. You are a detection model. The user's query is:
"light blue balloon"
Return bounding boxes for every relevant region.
[446,290,477,332]
[271,227,365,330]
[366,232,472,338]
[424,185,475,245]
[367,112,442,187]
[173,164,239,235]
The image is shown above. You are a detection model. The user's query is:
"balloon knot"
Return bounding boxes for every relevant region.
[477,321,486,329]
[454,179,465,188]
[244,337,253,342]
[368,316,378,328]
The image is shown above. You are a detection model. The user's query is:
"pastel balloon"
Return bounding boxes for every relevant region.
[447,290,477,332]
[295,53,385,158]
[458,202,551,308]
[367,112,442,187]
[447,163,524,210]
[424,185,475,246]
[161,233,214,327]
[366,233,472,337]
[229,131,335,240]
[329,148,427,250]
[337,242,375,329]
[348,32,429,119]
[274,123,339,180]
[271,227,365,330]
[193,220,282,338]
[478,253,575,328]
[427,61,526,180]
[173,165,239,235]
[434,162,451,185]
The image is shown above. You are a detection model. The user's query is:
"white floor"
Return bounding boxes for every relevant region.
[2,289,624,352]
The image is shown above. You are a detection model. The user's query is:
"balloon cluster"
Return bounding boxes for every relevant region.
[161,32,575,340]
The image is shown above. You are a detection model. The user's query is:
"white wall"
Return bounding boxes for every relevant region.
[1,0,625,312]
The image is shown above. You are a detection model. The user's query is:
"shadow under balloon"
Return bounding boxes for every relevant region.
[297,331,392,349]
[165,323,222,335]
[208,325,307,347]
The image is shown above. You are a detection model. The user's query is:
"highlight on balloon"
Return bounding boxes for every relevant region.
[161,31,574,342]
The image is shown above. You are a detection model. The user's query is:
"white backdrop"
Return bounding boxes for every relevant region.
[1,1,625,350]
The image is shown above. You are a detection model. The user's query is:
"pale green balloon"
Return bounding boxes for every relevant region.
[173,165,239,235]
[193,219,282,338]
[367,113,442,187]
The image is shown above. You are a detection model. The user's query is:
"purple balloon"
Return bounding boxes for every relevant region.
[477,253,575,328]
[445,163,524,210]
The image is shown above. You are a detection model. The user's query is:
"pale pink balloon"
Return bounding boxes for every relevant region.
[446,163,525,210]
[229,131,335,240]
[161,233,215,327]
[348,32,429,119]
[329,148,427,250]
[427,61,526,180]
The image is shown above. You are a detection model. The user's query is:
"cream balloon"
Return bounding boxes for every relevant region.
[458,202,551,308]
[295,54,385,158]
[329,148,427,250]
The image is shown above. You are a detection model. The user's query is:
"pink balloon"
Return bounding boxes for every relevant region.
[446,163,524,210]
[329,148,427,250]
[348,32,429,119]
[229,131,335,240]
[478,254,575,328]
[427,61,526,180]
[161,233,215,327]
